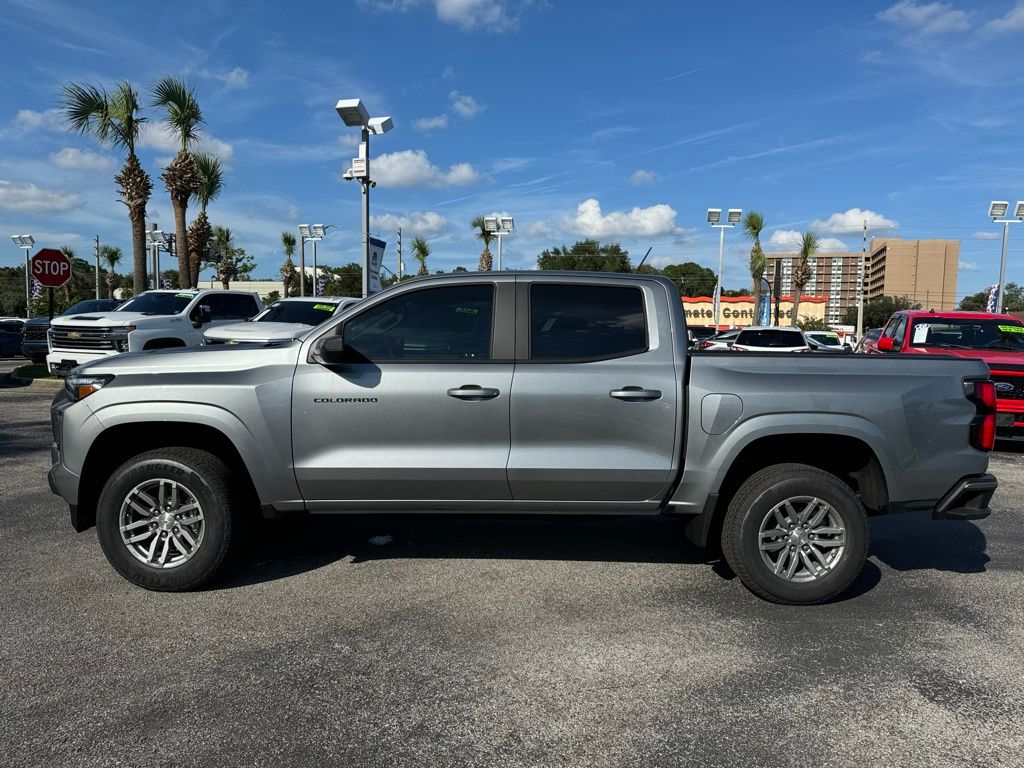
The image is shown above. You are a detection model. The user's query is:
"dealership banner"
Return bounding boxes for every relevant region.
[368,237,386,295]
[682,295,827,328]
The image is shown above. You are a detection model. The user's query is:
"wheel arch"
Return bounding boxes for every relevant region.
[142,337,187,351]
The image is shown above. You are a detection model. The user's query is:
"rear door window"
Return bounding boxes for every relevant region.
[529,284,647,361]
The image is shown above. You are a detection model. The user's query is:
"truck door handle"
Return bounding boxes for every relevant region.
[609,386,662,401]
[447,385,500,401]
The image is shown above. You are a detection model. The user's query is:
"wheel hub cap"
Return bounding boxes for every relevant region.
[118,478,205,570]
[758,496,846,583]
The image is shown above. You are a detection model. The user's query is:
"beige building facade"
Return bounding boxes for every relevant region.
[764,252,863,324]
[865,238,959,311]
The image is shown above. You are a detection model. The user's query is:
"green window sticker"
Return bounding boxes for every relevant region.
[313,303,336,312]
[175,293,194,299]
[455,306,479,315]
[998,324,1024,334]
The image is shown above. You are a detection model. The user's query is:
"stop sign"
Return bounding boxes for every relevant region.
[31,248,72,288]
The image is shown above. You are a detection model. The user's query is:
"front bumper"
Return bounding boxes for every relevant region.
[932,474,997,521]
[46,349,113,377]
[47,388,88,530]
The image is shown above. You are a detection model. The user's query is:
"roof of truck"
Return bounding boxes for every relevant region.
[898,310,1022,322]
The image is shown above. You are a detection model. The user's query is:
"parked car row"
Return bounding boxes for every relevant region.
[690,326,854,353]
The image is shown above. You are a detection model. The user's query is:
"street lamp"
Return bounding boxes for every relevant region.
[337,98,393,299]
[707,208,741,328]
[146,227,172,290]
[482,215,514,270]
[299,224,333,296]
[10,234,34,319]
[988,200,1024,314]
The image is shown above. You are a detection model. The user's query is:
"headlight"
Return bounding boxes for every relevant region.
[65,373,114,401]
[111,326,135,352]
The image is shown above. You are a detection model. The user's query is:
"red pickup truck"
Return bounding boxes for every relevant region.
[873,310,1024,440]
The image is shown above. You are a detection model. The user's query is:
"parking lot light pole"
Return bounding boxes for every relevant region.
[337,100,393,298]
[11,234,34,318]
[988,201,1024,314]
[483,216,514,270]
[707,209,741,329]
[298,225,313,297]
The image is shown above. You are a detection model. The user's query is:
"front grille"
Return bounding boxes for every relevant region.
[24,326,48,342]
[992,373,1024,401]
[49,326,116,351]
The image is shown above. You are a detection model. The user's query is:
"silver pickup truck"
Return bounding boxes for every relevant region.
[48,272,998,604]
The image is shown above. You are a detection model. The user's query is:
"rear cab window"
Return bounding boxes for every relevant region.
[735,329,805,348]
[529,284,647,362]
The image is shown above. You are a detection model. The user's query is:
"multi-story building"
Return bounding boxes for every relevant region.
[764,251,863,325]
[765,238,961,323]
[865,238,959,311]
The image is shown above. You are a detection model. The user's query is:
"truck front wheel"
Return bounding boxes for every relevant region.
[721,463,869,605]
[95,448,240,591]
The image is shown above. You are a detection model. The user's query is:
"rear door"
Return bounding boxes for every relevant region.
[507,277,682,509]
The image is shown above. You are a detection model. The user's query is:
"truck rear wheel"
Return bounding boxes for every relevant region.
[721,463,869,605]
[95,448,239,591]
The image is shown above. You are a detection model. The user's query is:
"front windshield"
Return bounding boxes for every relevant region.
[63,299,119,315]
[115,292,194,316]
[256,301,339,326]
[909,319,1024,351]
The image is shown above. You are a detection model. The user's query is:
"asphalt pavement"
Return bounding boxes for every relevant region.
[2,383,1023,768]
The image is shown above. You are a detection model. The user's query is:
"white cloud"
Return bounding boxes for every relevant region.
[449,90,485,118]
[767,230,803,251]
[810,208,896,234]
[357,0,520,31]
[960,261,979,271]
[524,220,551,238]
[817,238,849,251]
[973,231,1001,240]
[877,1,970,36]
[629,169,658,185]
[200,66,250,88]
[373,149,479,188]
[414,114,449,131]
[0,179,84,213]
[441,64,457,80]
[370,210,448,236]
[562,198,681,238]
[11,108,63,135]
[983,1,1024,34]
[138,121,234,163]
[50,147,115,172]
[338,134,361,148]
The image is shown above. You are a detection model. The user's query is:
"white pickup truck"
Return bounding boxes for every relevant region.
[47,289,262,376]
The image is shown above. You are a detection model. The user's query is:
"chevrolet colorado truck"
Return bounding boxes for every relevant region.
[872,309,1024,440]
[47,272,998,604]
[46,288,262,376]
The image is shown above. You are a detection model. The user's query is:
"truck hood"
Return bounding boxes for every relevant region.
[910,346,1024,366]
[76,339,302,376]
[49,311,181,328]
[204,321,313,344]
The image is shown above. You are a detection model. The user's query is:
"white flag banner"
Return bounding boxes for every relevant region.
[368,237,386,295]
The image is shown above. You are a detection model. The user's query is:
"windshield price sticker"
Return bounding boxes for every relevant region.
[998,324,1024,334]
[313,303,336,312]
[913,324,930,343]
[175,293,194,299]
[455,306,479,315]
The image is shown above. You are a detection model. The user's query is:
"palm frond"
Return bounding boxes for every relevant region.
[742,211,764,241]
[191,151,223,210]
[61,82,110,140]
[100,245,122,269]
[107,82,147,155]
[799,231,820,260]
[281,231,297,257]
[151,75,203,151]
[411,236,431,260]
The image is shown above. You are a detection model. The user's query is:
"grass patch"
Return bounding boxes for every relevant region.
[13,364,56,380]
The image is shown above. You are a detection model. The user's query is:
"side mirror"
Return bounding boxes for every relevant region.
[312,333,348,365]
[877,337,895,352]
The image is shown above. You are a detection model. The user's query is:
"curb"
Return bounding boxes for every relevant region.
[2,369,64,390]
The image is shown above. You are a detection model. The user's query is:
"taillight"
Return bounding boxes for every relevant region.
[967,380,996,451]
[700,341,713,349]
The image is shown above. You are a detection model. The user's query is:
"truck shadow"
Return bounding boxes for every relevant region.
[219,510,989,594]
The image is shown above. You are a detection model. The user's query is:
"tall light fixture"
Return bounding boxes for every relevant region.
[146,227,171,290]
[707,208,741,328]
[338,99,393,298]
[483,215,514,270]
[298,224,313,297]
[988,200,1024,314]
[300,224,333,296]
[10,234,34,318]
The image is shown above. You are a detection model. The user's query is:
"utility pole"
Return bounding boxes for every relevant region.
[397,226,403,280]
[94,235,100,300]
[856,219,866,339]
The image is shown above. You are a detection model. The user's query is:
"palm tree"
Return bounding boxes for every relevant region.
[212,225,234,289]
[412,236,431,276]
[742,211,766,299]
[100,245,122,299]
[61,81,152,295]
[471,215,494,271]
[791,231,819,326]
[186,151,222,288]
[152,76,203,288]
[280,231,297,297]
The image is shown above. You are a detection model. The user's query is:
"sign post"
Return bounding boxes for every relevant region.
[31,248,73,318]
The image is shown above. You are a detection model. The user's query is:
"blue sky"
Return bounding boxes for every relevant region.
[2,0,1024,301]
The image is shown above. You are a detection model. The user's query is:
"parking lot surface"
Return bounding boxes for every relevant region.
[2,384,1023,768]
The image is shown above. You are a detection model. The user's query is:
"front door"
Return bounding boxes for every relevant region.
[292,280,515,510]
[507,279,680,507]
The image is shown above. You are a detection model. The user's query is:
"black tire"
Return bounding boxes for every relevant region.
[721,463,869,605]
[96,448,239,591]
